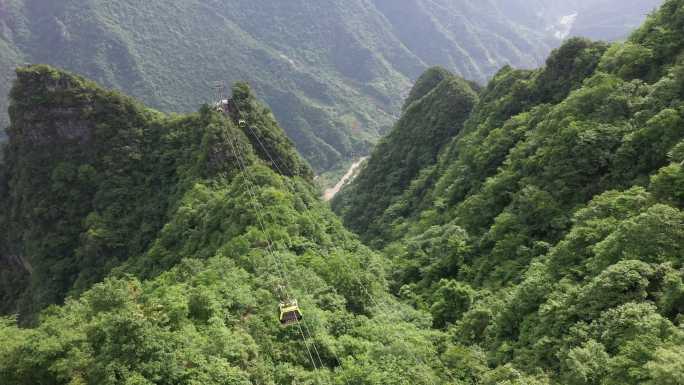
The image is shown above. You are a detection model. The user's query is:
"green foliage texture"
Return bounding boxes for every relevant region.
[0,65,464,385]
[334,1,684,383]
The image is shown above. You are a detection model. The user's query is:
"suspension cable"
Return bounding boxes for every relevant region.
[238,116,447,385]
[245,124,288,176]
[227,96,446,384]
[300,319,326,371]
[229,132,333,382]
[227,103,332,379]
[224,129,322,377]
[296,321,320,373]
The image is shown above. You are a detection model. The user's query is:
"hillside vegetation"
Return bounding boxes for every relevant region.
[0,65,455,384]
[334,0,684,383]
[332,68,480,240]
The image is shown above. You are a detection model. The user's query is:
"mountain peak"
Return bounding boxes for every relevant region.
[0,65,314,318]
[402,66,453,110]
[332,67,478,242]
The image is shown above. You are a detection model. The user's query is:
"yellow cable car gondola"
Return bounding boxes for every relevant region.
[279,299,302,326]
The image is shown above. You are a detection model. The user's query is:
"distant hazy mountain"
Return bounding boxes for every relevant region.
[525,0,663,41]
[0,0,662,170]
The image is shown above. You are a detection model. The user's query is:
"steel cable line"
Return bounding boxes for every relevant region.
[229,132,335,384]
[228,92,447,383]
[240,119,446,385]
[227,102,335,382]
[224,128,321,377]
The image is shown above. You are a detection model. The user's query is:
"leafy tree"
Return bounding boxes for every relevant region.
[645,345,684,385]
[430,279,476,328]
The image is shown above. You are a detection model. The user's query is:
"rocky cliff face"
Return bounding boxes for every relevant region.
[10,71,96,145]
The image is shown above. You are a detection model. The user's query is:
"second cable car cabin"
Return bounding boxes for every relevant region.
[279,299,303,326]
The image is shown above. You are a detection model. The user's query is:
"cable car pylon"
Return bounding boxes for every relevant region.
[213,80,246,128]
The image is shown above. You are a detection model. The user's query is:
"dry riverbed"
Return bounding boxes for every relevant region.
[323,157,367,201]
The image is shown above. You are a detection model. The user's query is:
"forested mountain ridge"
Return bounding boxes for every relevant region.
[333,37,611,244]
[0,0,548,171]
[331,67,480,241]
[0,64,311,319]
[0,0,662,171]
[333,0,684,383]
[0,65,455,384]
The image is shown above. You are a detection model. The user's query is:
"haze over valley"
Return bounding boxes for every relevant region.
[0,0,662,172]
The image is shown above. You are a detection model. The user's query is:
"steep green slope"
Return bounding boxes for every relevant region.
[334,38,610,246]
[0,0,410,171]
[568,0,663,40]
[0,2,679,383]
[332,68,478,242]
[0,65,310,319]
[504,0,663,41]
[369,0,553,81]
[335,0,684,383]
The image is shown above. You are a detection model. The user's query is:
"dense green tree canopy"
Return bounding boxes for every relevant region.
[0,65,456,384]
[332,70,478,243]
[333,1,684,383]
